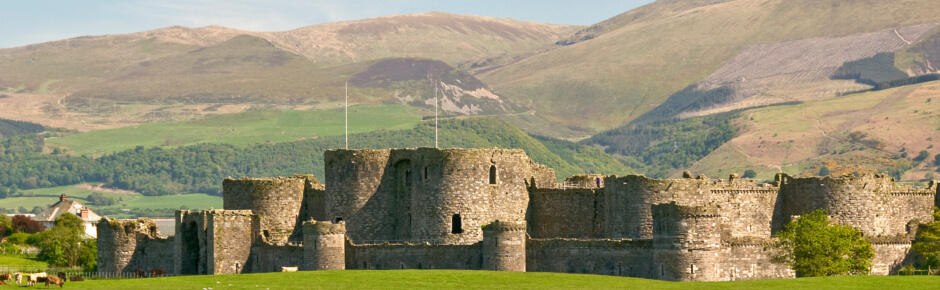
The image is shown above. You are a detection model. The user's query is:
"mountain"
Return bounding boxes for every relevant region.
[0,13,579,131]
[475,0,940,133]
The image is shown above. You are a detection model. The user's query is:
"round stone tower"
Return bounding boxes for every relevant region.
[652,202,721,281]
[302,221,346,271]
[416,148,532,245]
[223,177,305,243]
[482,220,527,272]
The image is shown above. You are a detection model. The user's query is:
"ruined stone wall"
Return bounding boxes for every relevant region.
[345,242,483,270]
[526,238,654,277]
[720,240,795,280]
[606,175,715,239]
[205,210,256,275]
[528,161,557,189]
[250,243,304,273]
[887,190,935,236]
[97,218,176,274]
[302,176,327,222]
[175,210,208,275]
[223,177,304,243]
[527,188,603,238]
[708,178,778,238]
[777,174,935,237]
[870,241,917,275]
[97,218,158,274]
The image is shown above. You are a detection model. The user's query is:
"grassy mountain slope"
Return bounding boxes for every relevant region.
[687,80,940,181]
[477,0,940,133]
[0,12,578,95]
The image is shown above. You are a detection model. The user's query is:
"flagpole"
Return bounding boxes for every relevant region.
[435,79,439,148]
[345,81,348,149]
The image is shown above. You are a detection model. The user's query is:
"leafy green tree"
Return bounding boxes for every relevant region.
[818,166,831,176]
[913,207,940,268]
[935,153,940,166]
[743,169,757,179]
[30,206,42,215]
[0,214,10,237]
[771,209,874,277]
[34,213,95,268]
[914,150,931,162]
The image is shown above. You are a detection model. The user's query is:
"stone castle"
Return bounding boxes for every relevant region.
[97,148,940,281]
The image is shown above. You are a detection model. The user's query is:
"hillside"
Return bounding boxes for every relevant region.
[686,80,940,181]
[0,13,577,131]
[3,117,630,197]
[476,0,940,133]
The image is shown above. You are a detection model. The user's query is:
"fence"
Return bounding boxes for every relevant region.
[0,267,173,280]
[896,268,938,276]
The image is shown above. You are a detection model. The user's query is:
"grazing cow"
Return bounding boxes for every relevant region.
[150,268,166,277]
[27,273,38,287]
[0,273,11,282]
[135,268,147,278]
[280,266,298,272]
[14,272,22,284]
[45,276,63,288]
[69,276,84,282]
[57,272,66,281]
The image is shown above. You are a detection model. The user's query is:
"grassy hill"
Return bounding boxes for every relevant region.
[476,0,940,133]
[26,270,940,289]
[687,80,940,181]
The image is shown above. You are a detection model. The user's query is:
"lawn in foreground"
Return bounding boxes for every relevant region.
[38,270,940,289]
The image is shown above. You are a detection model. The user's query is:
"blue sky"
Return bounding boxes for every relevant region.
[0,0,655,49]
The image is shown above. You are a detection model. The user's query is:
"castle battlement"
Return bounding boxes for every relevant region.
[98,147,938,281]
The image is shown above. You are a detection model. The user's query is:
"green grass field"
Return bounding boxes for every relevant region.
[0,184,221,216]
[45,104,422,156]
[0,255,48,269]
[10,270,939,289]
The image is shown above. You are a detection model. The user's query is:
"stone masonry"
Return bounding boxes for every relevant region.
[98,147,940,281]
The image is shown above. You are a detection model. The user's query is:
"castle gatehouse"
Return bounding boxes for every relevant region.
[97,148,939,281]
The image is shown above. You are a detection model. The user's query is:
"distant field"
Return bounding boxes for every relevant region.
[28,270,940,289]
[45,105,422,156]
[0,184,222,216]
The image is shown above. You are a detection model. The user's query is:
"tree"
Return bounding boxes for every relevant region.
[913,207,940,268]
[914,150,931,162]
[30,206,42,215]
[935,153,940,166]
[818,166,831,176]
[11,215,45,233]
[771,209,874,277]
[34,213,95,268]
[0,214,11,237]
[743,169,757,179]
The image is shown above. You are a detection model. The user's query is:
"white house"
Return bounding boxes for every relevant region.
[34,194,102,238]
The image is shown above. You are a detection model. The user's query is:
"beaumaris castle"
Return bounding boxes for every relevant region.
[97,148,940,281]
